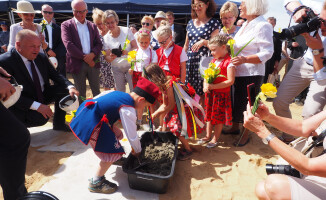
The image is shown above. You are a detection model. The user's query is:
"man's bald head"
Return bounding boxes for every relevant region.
[16,29,38,42]
[15,30,41,60]
[71,0,87,10]
[71,0,88,23]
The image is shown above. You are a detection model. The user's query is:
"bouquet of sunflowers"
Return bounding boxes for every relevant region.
[202,62,226,83]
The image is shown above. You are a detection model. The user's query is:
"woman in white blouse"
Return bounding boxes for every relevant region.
[103,10,137,92]
[8,1,47,52]
[226,0,273,146]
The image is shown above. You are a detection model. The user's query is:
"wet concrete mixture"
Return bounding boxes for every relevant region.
[130,140,175,176]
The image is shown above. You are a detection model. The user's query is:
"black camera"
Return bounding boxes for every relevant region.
[280,8,323,41]
[265,164,301,178]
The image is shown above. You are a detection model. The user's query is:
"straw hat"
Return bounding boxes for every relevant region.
[12,0,41,14]
[154,11,166,19]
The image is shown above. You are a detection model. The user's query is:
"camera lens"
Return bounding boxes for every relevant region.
[265,164,301,178]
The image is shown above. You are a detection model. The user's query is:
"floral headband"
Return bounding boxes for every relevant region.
[139,29,151,35]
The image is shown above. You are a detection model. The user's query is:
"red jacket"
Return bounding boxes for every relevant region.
[156,44,183,78]
[211,55,231,93]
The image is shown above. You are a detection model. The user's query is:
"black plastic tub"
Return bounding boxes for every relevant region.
[122,131,178,194]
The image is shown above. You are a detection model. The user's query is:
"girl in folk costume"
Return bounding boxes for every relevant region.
[69,78,160,194]
[156,25,187,83]
[144,64,205,161]
[128,28,158,88]
[199,35,235,148]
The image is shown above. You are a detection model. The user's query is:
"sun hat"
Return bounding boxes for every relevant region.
[154,11,166,19]
[12,0,41,14]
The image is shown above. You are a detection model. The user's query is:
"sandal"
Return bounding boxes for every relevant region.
[206,142,218,148]
[197,138,210,145]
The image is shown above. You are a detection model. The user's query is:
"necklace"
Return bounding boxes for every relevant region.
[222,25,233,35]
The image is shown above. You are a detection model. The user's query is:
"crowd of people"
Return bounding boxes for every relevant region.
[1,0,326,199]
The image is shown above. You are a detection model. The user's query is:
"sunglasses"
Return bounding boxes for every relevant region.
[158,37,170,45]
[73,9,87,14]
[191,2,205,9]
[43,11,54,14]
[142,22,151,26]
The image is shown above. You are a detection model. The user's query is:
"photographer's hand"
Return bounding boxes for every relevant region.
[302,32,324,72]
[302,32,323,50]
[243,103,270,138]
[293,8,309,23]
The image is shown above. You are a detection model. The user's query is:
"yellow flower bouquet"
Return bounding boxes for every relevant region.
[252,83,277,114]
[227,38,254,58]
[122,35,130,51]
[202,62,226,83]
[40,19,52,33]
[65,110,77,123]
[126,50,142,70]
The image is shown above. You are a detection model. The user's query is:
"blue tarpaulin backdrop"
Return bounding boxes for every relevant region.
[0,0,239,14]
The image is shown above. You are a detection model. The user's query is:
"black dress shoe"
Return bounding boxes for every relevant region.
[53,124,71,132]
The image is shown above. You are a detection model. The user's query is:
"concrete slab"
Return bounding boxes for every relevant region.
[40,148,158,200]
[29,126,158,200]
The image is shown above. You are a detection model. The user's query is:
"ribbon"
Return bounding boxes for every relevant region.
[172,82,206,139]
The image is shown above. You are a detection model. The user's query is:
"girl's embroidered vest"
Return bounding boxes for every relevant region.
[212,55,231,93]
[156,44,183,78]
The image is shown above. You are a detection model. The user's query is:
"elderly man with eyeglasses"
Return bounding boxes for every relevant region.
[61,0,102,100]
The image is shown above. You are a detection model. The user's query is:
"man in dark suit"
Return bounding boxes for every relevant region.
[41,4,67,76]
[264,17,282,83]
[61,0,102,99]
[166,11,185,47]
[0,29,79,131]
[0,67,30,200]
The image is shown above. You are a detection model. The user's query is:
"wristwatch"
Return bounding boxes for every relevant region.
[312,48,324,56]
[262,133,276,145]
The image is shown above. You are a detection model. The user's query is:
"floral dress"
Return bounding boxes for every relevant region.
[185,18,220,95]
[99,35,115,89]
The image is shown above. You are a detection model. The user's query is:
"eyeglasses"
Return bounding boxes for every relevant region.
[43,11,54,15]
[158,37,170,45]
[142,22,151,26]
[191,2,205,9]
[221,16,234,21]
[73,9,87,14]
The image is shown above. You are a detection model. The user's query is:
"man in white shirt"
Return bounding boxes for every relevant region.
[166,11,185,47]
[41,4,67,76]
[61,0,102,99]
[273,0,326,143]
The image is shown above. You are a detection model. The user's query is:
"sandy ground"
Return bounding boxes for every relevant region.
[0,70,306,200]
